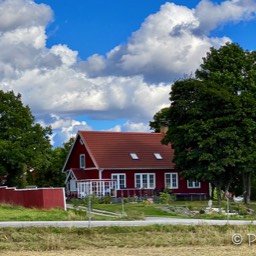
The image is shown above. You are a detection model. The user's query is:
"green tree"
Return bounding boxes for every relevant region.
[162,43,256,204]
[149,107,170,132]
[0,90,52,188]
[35,137,74,187]
[196,42,256,203]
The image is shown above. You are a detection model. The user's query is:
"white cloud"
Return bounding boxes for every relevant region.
[0,0,255,146]
[80,2,231,83]
[195,0,256,34]
[50,45,78,66]
[81,0,256,83]
[107,121,150,133]
[41,114,92,145]
[0,0,52,32]
[2,26,46,49]
[122,121,150,132]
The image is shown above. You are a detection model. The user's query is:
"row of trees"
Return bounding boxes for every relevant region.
[150,43,256,204]
[0,90,72,188]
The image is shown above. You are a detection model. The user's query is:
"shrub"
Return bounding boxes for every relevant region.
[159,192,172,204]
[99,196,112,204]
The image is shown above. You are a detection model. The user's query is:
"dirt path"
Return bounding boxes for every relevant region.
[1,246,255,256]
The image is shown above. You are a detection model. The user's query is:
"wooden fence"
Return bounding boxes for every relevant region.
[0,186,66,210]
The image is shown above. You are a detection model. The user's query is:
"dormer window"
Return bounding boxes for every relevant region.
[154,153,163,159]
[80,154,85,168]
[130,153,139,160]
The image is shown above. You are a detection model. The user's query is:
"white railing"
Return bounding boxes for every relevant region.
[77,179,117,198]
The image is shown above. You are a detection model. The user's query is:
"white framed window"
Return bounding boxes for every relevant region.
[165,173,178,189]
[187,180,201,188]
[79,154,85,168]
[111,174,126,189]
[135,173,155,189]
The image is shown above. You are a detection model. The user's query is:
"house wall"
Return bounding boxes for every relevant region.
[65,136,95,170]
[101,169,209,196]
[0,186,66,209]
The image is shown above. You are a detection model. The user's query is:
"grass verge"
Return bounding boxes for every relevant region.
[0,224,255,251]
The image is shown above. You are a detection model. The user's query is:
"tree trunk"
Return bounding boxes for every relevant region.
[210,183,215,199]
[243,172,251,204]
[216,183,222,213]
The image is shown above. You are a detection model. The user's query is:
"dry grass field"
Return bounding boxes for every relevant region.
[1,216,256,256]
[1,246,256,256]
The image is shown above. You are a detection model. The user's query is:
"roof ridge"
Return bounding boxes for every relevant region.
[78,130,163,135]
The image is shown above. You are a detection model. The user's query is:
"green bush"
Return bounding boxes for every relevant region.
[159,192,172,204]
[99,196,112,204]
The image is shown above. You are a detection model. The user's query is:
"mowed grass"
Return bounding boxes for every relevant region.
[0,225,256,251]
[0,204,95,221]
[92,202,177,218]
[1,200,255,221]
[89,200,256,220]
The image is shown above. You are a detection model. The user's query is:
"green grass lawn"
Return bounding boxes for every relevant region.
[90,200,256,220]
[92,202,174,217]
[0,199,255,222]
[0,204,75,221]
[0,204,110,221]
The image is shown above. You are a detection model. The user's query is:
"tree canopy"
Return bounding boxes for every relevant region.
[35,137,74,187]
[149,107,170,132]
[159,43,256,202]
[0,90,53,187]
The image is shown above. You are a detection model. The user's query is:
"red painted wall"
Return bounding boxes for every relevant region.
[65,136,95,170]
[0,187,66,210]
[101,169,209,196]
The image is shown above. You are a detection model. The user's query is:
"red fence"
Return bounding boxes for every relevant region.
[0,186,66,210]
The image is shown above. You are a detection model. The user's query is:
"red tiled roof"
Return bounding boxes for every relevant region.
[79,131,175,169]
[71,168,88,180]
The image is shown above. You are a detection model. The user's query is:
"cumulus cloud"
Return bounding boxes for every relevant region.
[0,0,52,32]
[195,0,256,34]
[0,0,255,145]
[107,121,150,133]
[80,0,256,83]
[40,114,92,146]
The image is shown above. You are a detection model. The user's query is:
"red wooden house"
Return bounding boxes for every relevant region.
[62,131,209,199]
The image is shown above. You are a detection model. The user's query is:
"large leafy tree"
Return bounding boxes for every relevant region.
[0,90,52,188]
[35,137,74,187]
[162,43,256,203]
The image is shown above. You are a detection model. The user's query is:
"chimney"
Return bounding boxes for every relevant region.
[160,126,168,134]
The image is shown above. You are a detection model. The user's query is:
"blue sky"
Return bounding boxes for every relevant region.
[0,0,256,146]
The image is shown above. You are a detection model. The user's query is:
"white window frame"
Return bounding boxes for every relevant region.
[111,173,126,190]
[79,154,85,168]
[135,173,155,189]
[187,180,201,188]
[165,173,178,189]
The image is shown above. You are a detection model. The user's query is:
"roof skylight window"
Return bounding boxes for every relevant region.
[130,153,139,160]
[154,153,163,159]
